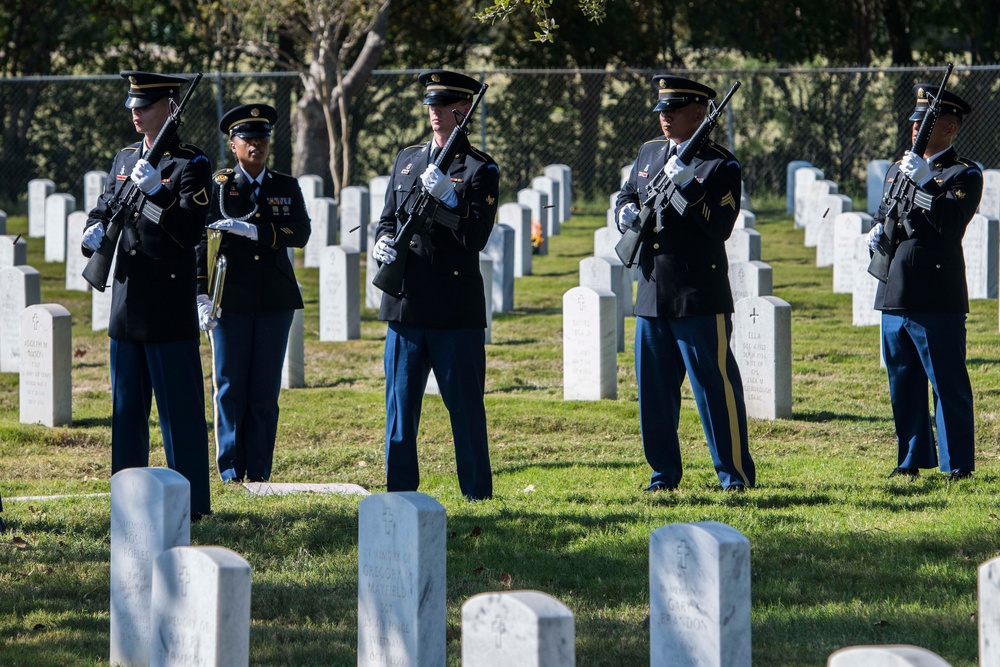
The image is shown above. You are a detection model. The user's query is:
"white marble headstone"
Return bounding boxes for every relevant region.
[358,492,447,667]
[725,228,761,264]
[980,169,1000,221]
[65,212,91,291]
[499,202,532,277]
[462,590,575,667]
[485,223,515,313]
[649,521,751,667]
[91,251,117,331]
[735,210,756,229]
[44,193,76,263]
[867,160,892,215]
[339,185,370,251]
[110,467,191,667]
[594,226,622,260]
[0,265,41,373]
[531,176,560,237]
[28,178,54,237]
[0,235,27,269]
[282,283,305,389]
[480,253,494,344]
[366,222,383,311]
[803,180,839,247]
[297,174,323,201]
[621,164,633,188]
[84,170,109,212]
[962,214,998,299]
[19,304,72,427]
[733,296,792,420]
[814,194,853,267]
[728,261,773,303]
[518,189,549,256]
[151,546,252,667]
[0,209,6,234]
[305,197,338,268]
[828,645,952,666]
[544,163,572,224]
[852,236,881,327]
[319,245,360,342]
[832,212,873,293]
[786,161,812,213]
[369,175,391,224]
[793,167,823,229]
[979,555,1000,665]
[580,256,628,352]
[562,286,617,401]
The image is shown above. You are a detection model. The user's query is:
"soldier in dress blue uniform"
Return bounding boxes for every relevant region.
[615,75,755,493]
[82,71,213,518]
[196,104,311,483]
[867,85,983,481]
[373,70,500,500]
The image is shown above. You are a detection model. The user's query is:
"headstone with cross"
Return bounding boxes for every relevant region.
[733,296,792,420]
[728,260,772,303]
[319,245,360,342]
[19,304,71,426]
[725,228,761,264]
[832,212,873,294]
[562,286,617,401]
[304,197,337,268]
[0,233,27,270]
[461,591,575,667]
[110,467,191,667]
[151,546,252,666]
[0,265,41,372]
[649,521,751,667]
[579,256,629,352]
[358,492,447,667]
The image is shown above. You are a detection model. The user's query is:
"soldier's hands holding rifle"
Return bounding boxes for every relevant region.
[196,294,220,331]
[420,165,459,208]
[663,155,694,186]
[867,223,884,252]
[617,203,639,230]
[82,224,105,251]
[900,151,932,186]
[131,159,163,195]
[374,236,397,264]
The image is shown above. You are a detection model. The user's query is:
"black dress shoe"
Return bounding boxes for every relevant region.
[888,467,919,478]
[223,478,244,484]
[725,485,746,493]
[246,477,267,483]
[948,470,973,481]
[644,481,677,492]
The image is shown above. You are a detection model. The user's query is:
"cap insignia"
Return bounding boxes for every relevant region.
[129,76,137,84]
[659,80,667,89]
[431,74,441,83]
[251,108,260,117]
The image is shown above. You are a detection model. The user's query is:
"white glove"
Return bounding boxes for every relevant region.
[867,222,884,253]
[196,294,220,331]
[82,224,105,251]
[420,165,459,208]
[899,151,931,186]
[131,158,162,195]
[618,203,639,229]
[208,218,258,241]
[663,155,695,186]
[373,235,397,264]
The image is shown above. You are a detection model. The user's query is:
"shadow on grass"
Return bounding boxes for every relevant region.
[793,410,884,423]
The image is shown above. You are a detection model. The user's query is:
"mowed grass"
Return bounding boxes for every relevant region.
[2,194,1000,666]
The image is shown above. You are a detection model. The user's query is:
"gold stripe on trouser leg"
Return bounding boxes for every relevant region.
[208,327,221,457]
[716,314,748,486]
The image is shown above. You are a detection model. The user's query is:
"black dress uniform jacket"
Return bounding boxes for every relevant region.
[196,168,311,313]
[376,136,500,329]
[85,136,212,342]
[616,137,743,318]
[873,148,983,313]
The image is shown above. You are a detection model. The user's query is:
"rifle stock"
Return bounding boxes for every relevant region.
[82,73,203,292]
[373,82,488,297]
[868,64,953,282]
[615,81,741,268]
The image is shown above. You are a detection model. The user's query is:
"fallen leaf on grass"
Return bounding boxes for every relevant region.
[500,573,512,589]
[73,348,86,358]
[12,537,27,549]
[522,484,535,493]
[357,460,368,468]
[991,513,997,520]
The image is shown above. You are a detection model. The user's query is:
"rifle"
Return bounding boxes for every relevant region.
[82,72,204,292]
[615,81,741,268]
[867,63,953,283]
[372,82,488,297]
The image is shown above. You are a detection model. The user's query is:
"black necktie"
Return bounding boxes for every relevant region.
[250,181,260,203]
[430,145,440,165]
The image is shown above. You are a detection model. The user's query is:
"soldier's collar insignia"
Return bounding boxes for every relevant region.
[486,195,495,205]
[956,190,966,199]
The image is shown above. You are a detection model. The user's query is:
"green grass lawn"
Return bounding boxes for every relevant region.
[2,196,999,666]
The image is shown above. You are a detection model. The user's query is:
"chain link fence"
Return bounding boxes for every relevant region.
[2,66,998,214]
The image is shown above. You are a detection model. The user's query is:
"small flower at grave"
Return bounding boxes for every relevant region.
[531,220,543,253]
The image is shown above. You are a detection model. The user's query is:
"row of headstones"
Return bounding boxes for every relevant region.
[790,163,1000,331]
[561,176,791,420]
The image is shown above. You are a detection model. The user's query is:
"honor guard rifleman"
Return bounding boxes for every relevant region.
[81,71,214,518]
[867,84,982,481]
[615,75,755,493]
[372,70,500,500]
[196,103,311,484]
